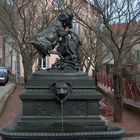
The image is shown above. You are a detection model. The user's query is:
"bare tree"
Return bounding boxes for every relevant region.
[73,0,140,122]
[78,27,110,88]
[79,28,97,75]
[0,0,57,82]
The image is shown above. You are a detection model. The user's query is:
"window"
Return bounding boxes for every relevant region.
[72,20,78,33]
[6,0,13,5]
[54,0,62,10]
[43,57,46,68]
[135,50,140,62]
[37,56,48,70]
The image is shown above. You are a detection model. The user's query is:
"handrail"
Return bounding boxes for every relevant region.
[97,73,140,102]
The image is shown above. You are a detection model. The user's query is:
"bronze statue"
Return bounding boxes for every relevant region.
[51,31,82,71]
[28,10,73,57]
[28,10,82,71]
[57,31,82,61]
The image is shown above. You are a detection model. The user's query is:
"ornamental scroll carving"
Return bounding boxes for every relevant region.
[35,101,86,116]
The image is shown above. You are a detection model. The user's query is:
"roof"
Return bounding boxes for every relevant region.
[110,22,140,34]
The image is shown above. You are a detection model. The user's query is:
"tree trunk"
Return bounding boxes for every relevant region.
[113,68,123,122]
[85,59,92,75]
[94,65,98,89]
[22,48,33,83]
[85,68,89,75]
[22,58,32,83]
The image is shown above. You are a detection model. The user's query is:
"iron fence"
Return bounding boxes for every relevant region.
[97,73,140,102]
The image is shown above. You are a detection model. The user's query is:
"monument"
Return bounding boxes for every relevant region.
[0,10,125,140]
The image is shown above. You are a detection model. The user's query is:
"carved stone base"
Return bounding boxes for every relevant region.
[13,116,107,132]
[0,70,125,139]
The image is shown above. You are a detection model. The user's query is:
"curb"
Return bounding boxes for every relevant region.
[0,83,15,115]
[124,131,140,137]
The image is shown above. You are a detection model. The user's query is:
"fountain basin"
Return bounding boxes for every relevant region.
[0,125,125,140]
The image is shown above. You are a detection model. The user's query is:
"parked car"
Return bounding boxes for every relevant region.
[0,67,9,86]
[0,66,8,73]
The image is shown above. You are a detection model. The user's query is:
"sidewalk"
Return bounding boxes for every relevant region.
[0,83,15,115]
[0,84,140,140]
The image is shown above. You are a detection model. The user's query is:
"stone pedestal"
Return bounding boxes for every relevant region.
[0,70,125,140]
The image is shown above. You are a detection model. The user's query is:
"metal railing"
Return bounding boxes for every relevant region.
[98,73,140,102]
